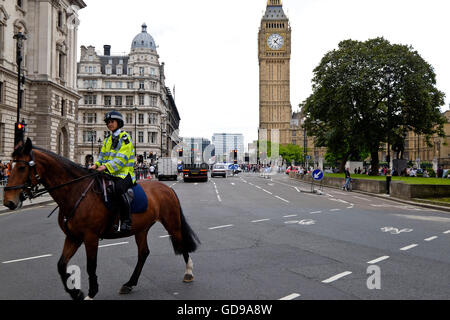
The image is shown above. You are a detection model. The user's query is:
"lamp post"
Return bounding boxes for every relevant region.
[98,137,102,154]
[301,117,307,168]
[134,107,137,151]
[13,28,27,146]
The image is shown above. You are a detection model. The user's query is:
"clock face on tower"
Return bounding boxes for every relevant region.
[267,33,284,50]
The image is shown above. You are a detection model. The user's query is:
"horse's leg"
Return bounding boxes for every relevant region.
[183,252,194,283]
[57,236,84,300]
[119,229,150,294]
[84,233,99,300]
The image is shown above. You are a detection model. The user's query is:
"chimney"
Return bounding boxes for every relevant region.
[103,45,111,56]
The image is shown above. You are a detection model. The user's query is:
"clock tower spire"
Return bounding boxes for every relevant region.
[258,0,292,145]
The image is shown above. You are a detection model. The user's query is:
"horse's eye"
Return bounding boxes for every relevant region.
[18,166,26,172]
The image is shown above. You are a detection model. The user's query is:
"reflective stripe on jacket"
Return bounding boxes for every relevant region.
[95,131,136,183]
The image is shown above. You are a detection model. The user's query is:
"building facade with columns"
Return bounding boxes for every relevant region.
[0,0,86,161]
[76,24,180,165]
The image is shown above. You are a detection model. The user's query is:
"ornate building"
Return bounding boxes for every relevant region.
[258,0,292,145]
[0,0,86,161]
[76,24,180,165]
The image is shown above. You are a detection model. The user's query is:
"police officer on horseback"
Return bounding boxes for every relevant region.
[89,111,135,232]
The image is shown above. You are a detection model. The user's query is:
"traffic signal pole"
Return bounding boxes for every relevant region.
[13,29,27,146]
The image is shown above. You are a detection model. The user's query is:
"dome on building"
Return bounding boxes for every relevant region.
[131,23,157,50]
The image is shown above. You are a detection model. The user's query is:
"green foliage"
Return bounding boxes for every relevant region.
[302,37,447,174]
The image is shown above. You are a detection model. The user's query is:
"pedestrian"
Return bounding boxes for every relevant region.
[437,166,443,178]
[343,167,351,190]
[89,111,136,232]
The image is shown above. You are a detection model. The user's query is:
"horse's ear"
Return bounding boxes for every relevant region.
[23,138,32,155]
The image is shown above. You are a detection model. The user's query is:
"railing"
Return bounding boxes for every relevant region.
[134,168,152,181]
[0,178,7,202]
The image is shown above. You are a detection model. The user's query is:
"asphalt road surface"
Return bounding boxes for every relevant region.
[1,172,449,300]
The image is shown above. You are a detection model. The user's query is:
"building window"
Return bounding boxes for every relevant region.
[126,113,133,124]
[61,99,65,116]
[149,132,157,144]
[104,96,112,106]
[57,11,63,28]
[115,96,122,106]
[116,81,123,89]
[150,81,157,90]
[139,67,145,75]
[105,81,112,89]
[150,96,157,107]
[139,114,144,124]
[138,131,144,143]
[139,94,145,106]
[128,67,133,75]
[126,96,133,106]
[84,95,96,105]
[139,81,145,89]
[150,68,156,76]
[0,81,3,104]
[83,130,97,143]
[0,123,4,152]
[127,82,133,89]
[148,113,157,125]
[116,66,122,75]
[58,53,65,79]
[106,66,112,75]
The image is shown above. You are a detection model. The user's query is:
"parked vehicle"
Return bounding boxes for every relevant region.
[211,163,227,178]
[157,157,178,181]
[183,163,209,182]
[285,166,299,174]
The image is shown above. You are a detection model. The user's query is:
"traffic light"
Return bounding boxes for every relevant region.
[233,149,237,164]
[149,152,153,159]
[144,151,147,159]
[14,121,26,146]
[179,148,183,157]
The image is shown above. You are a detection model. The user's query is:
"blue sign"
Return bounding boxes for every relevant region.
[228,164,239,170]
[177,164,183,170]
[306,155,311,160]
[312,169,323,181]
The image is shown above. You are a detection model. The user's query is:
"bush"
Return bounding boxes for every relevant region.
[428,168,436,177]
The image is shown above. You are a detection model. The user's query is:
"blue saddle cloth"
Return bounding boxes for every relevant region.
[130,184,148,213]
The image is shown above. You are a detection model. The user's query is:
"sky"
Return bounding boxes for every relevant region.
[77,0,450,148]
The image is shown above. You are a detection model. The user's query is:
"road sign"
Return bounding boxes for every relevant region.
[312,169,323,181]
[306,155,311,160]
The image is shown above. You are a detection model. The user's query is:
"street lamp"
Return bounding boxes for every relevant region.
[301,117,307,168]
[13,28,27,146]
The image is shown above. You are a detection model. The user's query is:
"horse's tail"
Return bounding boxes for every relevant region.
[170,189,200,255]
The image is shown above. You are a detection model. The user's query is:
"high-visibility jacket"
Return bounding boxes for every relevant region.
[95,131,136,183]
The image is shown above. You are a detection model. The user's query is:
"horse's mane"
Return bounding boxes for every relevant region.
[12,144,90,176]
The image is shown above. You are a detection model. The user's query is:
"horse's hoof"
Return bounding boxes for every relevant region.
[119,285,133,294]
[84,296,94,300]
[183,274,194,283]
[73,290,85,301]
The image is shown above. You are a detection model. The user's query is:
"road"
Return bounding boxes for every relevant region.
[0,172,449,300]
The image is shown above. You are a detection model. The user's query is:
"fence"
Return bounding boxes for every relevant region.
[0,178,7,202]
[134,168,152,181]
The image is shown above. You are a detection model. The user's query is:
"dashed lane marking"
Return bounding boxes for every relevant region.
[99,241,129,248]
[443,230,450,234]
[251,219,271,223]
[367,256,390,264]
[310,211,322,214]
[283,214,297,218]
[209,224,233,230]
[321,271,352,284]
[2,254,53,264]
[279,293,301,300]
[400,244,418,251]
[275,196,290,203]
[424,236,438,241]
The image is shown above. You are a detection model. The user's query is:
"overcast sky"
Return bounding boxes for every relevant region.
[77,0,450,147]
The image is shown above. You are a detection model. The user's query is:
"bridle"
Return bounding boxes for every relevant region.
[4,149,100,201]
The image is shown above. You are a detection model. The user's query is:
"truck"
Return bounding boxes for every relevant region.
[182,163,209,182]
[156,157,178,181]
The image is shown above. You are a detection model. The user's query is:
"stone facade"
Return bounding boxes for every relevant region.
[76,24,181,165]
[0,0,86,161]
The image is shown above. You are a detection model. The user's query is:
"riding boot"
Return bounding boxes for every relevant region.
[120,193,132,232]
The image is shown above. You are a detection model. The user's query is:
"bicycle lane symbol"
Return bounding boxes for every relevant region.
[380,227,413,234]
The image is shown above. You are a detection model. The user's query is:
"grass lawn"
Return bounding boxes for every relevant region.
[424,197,450,203]
[325,173,450,185]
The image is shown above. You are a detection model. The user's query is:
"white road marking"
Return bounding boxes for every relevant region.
[400,244,418,251]
[209,224,233,230]
[251,219,271,223]
[99,241,129,248]
[159,235,171,238]
[330,209,341,212]
[231,183,235,186]
[353,196,371,201]
[275,196,289,203]
[3,254,53,264]
[367,256,390,264]
[443,230,450,234]
[217,195,222,202]
[310,211,322,214]
[283,214,297,218]
[262,189,273,194]
[255,185,262,189]
[424,236,438,241]
[333,192,346,195]
[279,293,301,300]
[322,271,352,283]
[294,187,300,192]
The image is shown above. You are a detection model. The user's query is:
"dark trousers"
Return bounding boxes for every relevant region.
[110,174,133,222]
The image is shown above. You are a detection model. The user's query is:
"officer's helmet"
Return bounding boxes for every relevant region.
[104,111,124,129]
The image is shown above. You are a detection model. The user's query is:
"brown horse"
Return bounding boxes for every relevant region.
[3,138,200,300]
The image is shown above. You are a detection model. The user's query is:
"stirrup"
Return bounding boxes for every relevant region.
[120,220,132,231]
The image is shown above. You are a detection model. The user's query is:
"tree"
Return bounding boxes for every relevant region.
[303,37,446,175]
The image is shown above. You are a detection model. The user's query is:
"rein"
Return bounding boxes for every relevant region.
[4,149,101,200]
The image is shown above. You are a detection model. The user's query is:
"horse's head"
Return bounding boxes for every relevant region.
[3,138,35,210]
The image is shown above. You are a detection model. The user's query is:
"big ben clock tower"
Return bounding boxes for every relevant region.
[258,0,292,145]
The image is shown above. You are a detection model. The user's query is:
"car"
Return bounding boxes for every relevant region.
[285,166,300,174]
[211,164,227,178]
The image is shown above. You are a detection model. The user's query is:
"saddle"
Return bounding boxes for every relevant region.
[100,176,148,214]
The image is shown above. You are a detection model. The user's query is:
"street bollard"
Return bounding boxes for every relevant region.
[386,170,391,195]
